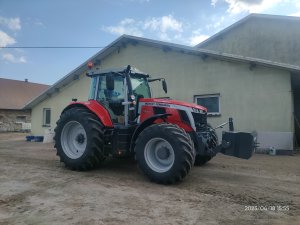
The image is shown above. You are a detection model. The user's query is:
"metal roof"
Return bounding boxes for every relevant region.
[23,34,300,109]
[196,13,300,48]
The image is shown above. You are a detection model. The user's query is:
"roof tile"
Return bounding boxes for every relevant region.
[0,78,49,110]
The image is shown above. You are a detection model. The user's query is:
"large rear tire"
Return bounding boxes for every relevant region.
[194,123,218,166]
[135,123,195,184]
[54,107,106,170]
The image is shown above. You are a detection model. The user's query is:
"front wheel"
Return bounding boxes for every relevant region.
[135,123,195,184]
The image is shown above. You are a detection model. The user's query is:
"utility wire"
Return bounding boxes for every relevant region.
[0,46,105,49]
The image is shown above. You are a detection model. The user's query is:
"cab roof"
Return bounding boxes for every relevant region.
[87,66,150,78]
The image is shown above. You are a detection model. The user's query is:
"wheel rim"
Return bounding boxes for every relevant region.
[61,121,87,159]
[144,138,175,173]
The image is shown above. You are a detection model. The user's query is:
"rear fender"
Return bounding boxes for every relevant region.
[63,100,113,127]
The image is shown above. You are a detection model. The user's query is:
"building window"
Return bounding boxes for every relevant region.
[194,94,220,115]
[16,116,26,123]
[0,115,3,123]
[43,108,51,126]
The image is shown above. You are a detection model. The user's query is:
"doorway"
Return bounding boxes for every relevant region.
[291,73,300,149]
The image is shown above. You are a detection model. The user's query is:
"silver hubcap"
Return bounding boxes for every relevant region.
[61,121,87,159]
[144,138,175,173]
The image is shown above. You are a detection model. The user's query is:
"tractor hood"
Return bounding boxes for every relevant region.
[140,98,207,113]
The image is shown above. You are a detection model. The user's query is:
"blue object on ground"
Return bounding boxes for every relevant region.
[26,136,35,142]
[34,136,44,142]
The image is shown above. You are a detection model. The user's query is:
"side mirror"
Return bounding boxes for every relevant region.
[162,79,167,93]
[106,73,114,90]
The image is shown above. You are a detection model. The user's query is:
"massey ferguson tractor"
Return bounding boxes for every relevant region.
[54,65,254,184]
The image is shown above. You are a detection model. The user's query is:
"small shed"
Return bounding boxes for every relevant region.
[0,78,49,132]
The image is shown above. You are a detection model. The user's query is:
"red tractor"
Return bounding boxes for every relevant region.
[54,65,254,184]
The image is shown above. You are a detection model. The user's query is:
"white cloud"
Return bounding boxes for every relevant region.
[290,11,300,17]
[206,16,225,30]
[2,53,27,63]
[0,17,26,64]
[103,18,143,37]
[211,0,219,6]
[187,28,210,46]
[290,0,300,8]
[0,30,16,47]
[120,18,135,25]
[143,15,183,41]
[0,17,21,31]
[144,15,183,33]
[228,0,281,14]
[289,0,300,17]
[19,56,27,63]
[189,34,210,46]
[212,0,285,14]
[158,32,171,41]
[104,15,214,45]
[34,21,45,27]
[103,15,184,42]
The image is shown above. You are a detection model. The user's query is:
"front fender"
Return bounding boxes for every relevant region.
[63,100,114,128]
[130,113,170,152]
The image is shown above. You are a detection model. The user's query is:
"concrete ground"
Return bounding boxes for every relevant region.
[0,133,299,225]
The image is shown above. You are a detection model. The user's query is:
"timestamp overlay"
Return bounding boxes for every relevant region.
[245,205,290,212]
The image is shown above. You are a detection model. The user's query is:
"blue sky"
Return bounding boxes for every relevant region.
[0,0,299,85]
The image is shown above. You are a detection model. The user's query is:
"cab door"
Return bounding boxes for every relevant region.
[95,75,126,124]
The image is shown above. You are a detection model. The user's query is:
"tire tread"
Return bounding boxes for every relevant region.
[54,107,106,170]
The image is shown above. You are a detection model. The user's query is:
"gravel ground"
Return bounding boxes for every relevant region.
[0,132,299,225]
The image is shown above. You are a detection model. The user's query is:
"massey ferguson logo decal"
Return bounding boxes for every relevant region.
[144,102,171,108]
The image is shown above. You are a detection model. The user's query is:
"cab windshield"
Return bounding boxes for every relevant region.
[131,76,151,99]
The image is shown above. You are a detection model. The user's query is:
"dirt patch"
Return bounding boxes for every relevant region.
[0,133,299,225]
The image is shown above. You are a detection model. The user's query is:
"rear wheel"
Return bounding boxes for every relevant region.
[194,123,218,166]
[135,123,195,184]
[54,107,106,170]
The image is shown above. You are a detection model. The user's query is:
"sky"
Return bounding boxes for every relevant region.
[0,0,300,85]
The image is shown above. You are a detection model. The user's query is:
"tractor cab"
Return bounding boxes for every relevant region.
[87,65,166,126]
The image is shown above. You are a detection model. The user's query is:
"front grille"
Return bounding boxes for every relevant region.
[192,112,207,132]
[179,110,190,125]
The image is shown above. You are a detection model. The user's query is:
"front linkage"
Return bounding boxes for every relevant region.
[193,118,254,160]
